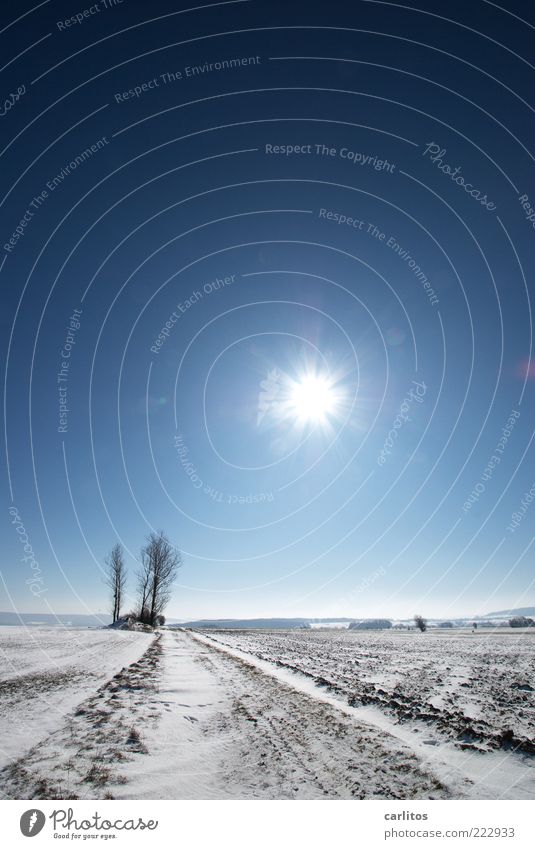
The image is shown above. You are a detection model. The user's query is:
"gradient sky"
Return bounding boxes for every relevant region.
[2,0,535,620]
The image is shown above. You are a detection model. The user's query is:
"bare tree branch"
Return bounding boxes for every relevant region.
[136,531,181,626]
[105,543,127,623]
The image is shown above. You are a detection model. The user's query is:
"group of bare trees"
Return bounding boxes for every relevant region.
[136,531,182,626]
[104,530,181,628]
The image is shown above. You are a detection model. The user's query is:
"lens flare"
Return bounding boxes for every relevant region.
[288,373,339,424]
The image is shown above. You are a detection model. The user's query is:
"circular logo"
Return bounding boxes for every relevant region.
[20,809,46,837]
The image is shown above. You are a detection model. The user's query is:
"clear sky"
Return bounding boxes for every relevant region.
[2,0,535,621]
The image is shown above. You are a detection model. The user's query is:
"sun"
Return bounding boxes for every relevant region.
[287,373,339,425]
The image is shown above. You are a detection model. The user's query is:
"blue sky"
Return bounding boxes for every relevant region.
[2,0,535,620]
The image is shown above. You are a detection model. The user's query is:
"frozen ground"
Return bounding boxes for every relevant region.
[0,625,153,771]
[0,627,533,800]
[200,628,535,798]
[204,629,535,752]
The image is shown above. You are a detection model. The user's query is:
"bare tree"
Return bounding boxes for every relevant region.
[414,614,427,632]
[136,531,181,626]
[105,543,127,623]
[135,555,152,624]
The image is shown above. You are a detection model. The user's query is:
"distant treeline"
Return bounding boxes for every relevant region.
[182,618,312,629]
[348,619,392,630]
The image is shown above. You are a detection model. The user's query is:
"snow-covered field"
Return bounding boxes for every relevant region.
[202,629,535,757]
[0,626,153,772]
[199,628,535,798]
[0,626,533,800]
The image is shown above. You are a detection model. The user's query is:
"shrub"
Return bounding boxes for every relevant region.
[509,616,535,628]
[414,615,427,632]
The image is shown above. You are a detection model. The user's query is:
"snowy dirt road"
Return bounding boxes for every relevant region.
[0,629,462,800]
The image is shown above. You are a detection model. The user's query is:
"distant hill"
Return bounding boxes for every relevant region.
[180,618,313,629]
[0,612,112,627]
[4,609,533,630]
[181,617,359,629]
[483,607,535,619]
